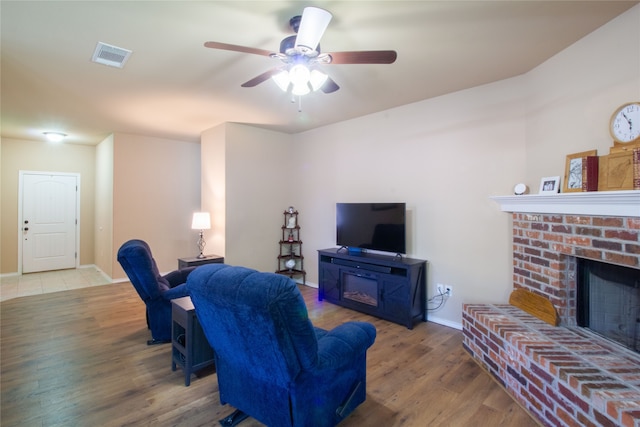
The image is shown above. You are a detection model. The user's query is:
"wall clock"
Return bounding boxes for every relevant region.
[610,102,640,144]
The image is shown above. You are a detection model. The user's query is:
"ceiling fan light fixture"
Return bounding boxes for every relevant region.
[292,83,310,96]
[289,64,311,87]
[294,7,332,53]
[309,70,328,91]
[272,70,291,92]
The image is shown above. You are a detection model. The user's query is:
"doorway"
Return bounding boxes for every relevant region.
[19,171,80,274]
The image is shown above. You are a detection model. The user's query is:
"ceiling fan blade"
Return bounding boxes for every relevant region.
[295,7,332,52]
[204,41,273,57]
[241,68,281,87]
[321,77,340,94]
[328,50,398,64]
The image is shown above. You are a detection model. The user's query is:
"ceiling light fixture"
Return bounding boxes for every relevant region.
[43,132,67,142]
[289,64,311,86]
[292,82,311,96]
[272,70,290,92]
[270,64,328,96]
[309,69,328,91]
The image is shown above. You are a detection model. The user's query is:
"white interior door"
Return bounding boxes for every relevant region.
[21,173,78,273]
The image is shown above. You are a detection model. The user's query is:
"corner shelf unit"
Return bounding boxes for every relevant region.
[276,210,306,284]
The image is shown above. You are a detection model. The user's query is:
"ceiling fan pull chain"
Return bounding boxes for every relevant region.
[298,96,303,113]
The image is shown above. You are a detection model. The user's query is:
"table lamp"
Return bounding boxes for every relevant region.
[191,212,211,258]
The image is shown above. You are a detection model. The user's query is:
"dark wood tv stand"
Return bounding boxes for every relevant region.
[317,248,427,329]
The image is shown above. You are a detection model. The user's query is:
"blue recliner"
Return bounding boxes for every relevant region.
[187,264,377,427]
[117,239,193,345]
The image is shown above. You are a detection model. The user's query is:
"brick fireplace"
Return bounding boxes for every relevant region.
[463,191,640,427]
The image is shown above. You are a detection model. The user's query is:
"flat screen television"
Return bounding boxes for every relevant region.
[336,203,406,254]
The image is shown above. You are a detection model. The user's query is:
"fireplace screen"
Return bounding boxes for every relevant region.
[342,272,378,307]
[578,259,640,353]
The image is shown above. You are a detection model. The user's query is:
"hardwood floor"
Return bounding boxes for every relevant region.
[1,279,539,427]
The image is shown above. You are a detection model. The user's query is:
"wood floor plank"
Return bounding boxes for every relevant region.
[1,280,540,427]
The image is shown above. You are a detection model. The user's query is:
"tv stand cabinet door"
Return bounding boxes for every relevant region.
[318,261,340,302]
[380,277,411,327]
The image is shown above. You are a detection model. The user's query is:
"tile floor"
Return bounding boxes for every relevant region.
[0,267,112,302]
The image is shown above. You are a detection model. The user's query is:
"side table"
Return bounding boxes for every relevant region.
[178,254,224,269]
[171,296,215,386]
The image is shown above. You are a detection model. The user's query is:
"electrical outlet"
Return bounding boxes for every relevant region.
[436,283,452,297]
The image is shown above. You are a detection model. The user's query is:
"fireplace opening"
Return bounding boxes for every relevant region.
[577,259,640,353]
[342,272,378,307]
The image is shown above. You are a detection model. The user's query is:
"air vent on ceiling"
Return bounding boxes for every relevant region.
[91,42,132,68]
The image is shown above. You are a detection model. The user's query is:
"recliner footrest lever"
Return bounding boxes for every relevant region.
[219,409,248,427]
[336,381,361,418]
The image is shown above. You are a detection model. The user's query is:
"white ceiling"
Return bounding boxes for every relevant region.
[1,1,637,145]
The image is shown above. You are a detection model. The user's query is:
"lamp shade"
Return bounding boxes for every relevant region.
[289,64,311,86]
[272,70,291,91]
[292,83,310,96]
[309,69,328,91]
[191,212,211,230]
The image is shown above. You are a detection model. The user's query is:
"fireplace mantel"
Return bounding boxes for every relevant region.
[490,190,640,217]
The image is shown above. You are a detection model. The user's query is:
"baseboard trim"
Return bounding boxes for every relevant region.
[426,315,462,330]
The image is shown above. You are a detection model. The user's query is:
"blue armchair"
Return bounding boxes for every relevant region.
[117,239,193,345]
[187,264,377,427]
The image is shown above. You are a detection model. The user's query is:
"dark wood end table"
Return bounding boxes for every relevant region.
[177,254,224,269]
[171,296,215,386]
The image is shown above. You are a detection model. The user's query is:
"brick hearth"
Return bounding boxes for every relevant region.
[463,203,640,427]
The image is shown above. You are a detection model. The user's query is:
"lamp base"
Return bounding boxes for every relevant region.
[196,230,206,259]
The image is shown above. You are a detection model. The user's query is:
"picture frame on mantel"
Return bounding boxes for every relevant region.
[539,176,561,194]
[563,149,597,193]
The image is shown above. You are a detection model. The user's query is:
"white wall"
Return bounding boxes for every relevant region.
[94,134,114,276]
[201,123,294,273]
[225,124,293,272]
[111,133,201,278]
[292,77,527,328]
[200,123,227,259]
[523,5,640,186]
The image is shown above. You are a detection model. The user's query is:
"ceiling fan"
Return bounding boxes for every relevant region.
[204,7,397,96]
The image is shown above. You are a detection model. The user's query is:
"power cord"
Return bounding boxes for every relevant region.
[427,288,448,311]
